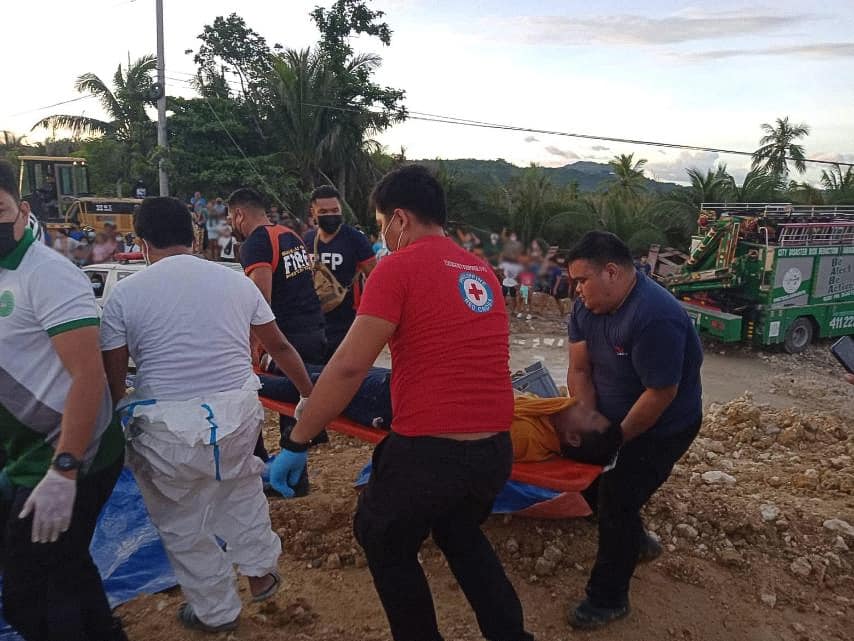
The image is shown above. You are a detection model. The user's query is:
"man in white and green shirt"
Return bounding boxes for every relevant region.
[0,161,127,641]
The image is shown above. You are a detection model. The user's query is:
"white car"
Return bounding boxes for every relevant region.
[83,259,245,307]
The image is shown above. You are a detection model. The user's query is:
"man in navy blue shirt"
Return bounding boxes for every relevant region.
[228,187,326,455]
[303,186,376,361]
[564,231,703,630]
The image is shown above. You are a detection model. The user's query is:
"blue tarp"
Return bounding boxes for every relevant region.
[0,469,177,641]
[0,460,563,640]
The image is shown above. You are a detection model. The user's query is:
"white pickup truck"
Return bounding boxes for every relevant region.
[83,259,244,307]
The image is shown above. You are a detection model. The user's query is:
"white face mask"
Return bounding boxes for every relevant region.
[142,240,151,266]
[380,214,406,253]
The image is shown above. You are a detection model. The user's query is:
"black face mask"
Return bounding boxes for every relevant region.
[0,222,19,258]
[317,215,343,234]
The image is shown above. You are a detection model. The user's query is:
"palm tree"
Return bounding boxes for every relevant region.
[266,48,401,223]
[606,153,648,198]
[729,168,782,203]
[1,130,31,164]
[683,165,733,206]
[751,117,810,178]
[786,181,825,206]
[820,163,854,204]
[33,55,157,142]
[508,165,556,245]
[267,48,338,190]
[32,56,158,189]
[1,131,28,149]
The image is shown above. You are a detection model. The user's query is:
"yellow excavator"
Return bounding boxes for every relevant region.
[18,155,141,236]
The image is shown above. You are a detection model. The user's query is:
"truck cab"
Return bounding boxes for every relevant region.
[18,155,90,225]
[654,204,854,353]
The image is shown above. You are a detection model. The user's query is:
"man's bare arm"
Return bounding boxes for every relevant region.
[51,326,107,477]
[568,340,596,408]
[252,321,313,397]
[102,346,130,407]
[620,385,679,441]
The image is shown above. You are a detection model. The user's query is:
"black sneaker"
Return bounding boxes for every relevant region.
[568,599,630,630]
[638,530,663,563]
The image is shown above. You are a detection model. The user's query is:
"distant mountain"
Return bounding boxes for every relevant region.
[416,158,680,194]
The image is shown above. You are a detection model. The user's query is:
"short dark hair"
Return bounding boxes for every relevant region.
[227,187,267,211]
[310,184,340,204]
[370,164,446,226]
[0,161,20,201]
[134,197,194,248]
[566,231,633,269]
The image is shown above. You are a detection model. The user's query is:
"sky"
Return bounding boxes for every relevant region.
[3,0,853,185]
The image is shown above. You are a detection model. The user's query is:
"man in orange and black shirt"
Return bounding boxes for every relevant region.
[229,188,326,455]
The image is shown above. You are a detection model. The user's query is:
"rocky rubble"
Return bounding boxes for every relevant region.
[639,394,853,588]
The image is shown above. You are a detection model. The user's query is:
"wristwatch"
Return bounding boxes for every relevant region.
[52,452,84,472]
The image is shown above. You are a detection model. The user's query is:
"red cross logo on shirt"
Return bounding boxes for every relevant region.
[459,272,494,313]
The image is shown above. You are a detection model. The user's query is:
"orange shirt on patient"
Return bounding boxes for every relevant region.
[511,394,577,462]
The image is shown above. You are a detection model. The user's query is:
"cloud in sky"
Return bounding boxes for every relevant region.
[524,135,539,143]
[505,9,816,47]
[686,41,854,61]
[591,145,610,151]
[811,151,854,164]
[545,145,579,160]
[645,150,721,182]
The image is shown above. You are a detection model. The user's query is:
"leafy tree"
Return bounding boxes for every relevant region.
[751,116,810,178]
[166,96,297,203]
[192,14,274,141]
[307,0,406,211]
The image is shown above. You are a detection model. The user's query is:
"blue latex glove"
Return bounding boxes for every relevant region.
[269,449,307,498]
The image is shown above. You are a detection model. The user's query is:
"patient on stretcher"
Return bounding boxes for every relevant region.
[510,393,609,463]
[259,368,609,465]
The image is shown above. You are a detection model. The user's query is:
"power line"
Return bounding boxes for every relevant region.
[5,95,93,119]
[301,102,854,170]
[168,72,854,170]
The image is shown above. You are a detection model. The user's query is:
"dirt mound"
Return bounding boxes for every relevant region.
[117,349,854,641]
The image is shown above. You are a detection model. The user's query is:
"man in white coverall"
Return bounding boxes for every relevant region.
[100,197,314,633]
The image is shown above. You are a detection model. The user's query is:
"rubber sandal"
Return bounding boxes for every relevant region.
[251,570,281,603]
[177,603,238,632]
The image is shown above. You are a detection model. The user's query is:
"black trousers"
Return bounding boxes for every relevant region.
[2,456,124,641]
[254,327,327,461]
[354,432,534,641]
[586,419,701,608]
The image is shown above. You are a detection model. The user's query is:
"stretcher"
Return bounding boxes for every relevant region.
[258,397,602,495]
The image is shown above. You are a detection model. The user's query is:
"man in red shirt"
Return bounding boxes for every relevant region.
[271,165,534,641]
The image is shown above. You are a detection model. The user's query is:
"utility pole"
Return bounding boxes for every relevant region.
[155,0,169,195]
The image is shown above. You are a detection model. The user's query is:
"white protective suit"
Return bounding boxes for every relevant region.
[121,375,280,627]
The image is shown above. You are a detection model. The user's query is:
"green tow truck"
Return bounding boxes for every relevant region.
[650,203,854,353]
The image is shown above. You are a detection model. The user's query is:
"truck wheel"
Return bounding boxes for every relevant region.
[783,317,813,354]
